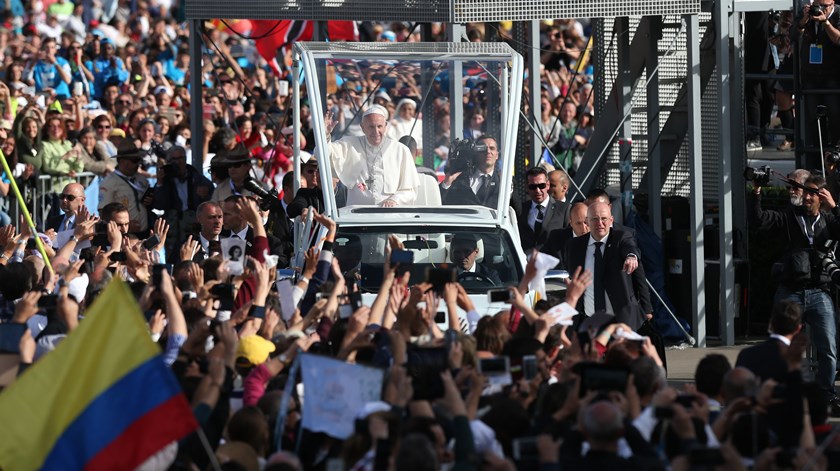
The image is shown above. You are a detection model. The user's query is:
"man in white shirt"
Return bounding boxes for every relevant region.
[325,105,419,207]
[563,202,651,330]
[548,169,570,202]
[191,201,224,260]
[518,167,568,251]
[440,136,501,208]
[45,182,86,232]
[450,233,502,285]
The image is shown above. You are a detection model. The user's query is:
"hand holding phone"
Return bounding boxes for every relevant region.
[390,249,414,265]
[487,288,513,303]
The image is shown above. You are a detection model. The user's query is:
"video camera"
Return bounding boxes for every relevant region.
[243,178,280,211]
[446,138,487,174]
[744,166,773,187]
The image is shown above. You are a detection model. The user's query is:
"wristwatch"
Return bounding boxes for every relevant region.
[278,353,291,367]
[70,234,80,244]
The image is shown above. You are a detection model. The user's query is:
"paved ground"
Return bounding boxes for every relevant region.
[665,342,751,382]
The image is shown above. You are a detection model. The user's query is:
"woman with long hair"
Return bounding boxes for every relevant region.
[93,114,118,158]
[72,126,114,176]
[13,107,44,171]
[40,115,83,194]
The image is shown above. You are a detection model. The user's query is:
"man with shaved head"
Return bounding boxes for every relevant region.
[45,182,86,232]
[541,202,590,269]
[563,202,652,330]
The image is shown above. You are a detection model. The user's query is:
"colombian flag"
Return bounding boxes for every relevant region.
[0,280,198,470]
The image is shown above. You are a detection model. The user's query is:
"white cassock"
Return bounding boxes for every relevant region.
[328,135,420,206]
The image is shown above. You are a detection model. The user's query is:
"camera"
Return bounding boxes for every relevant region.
[811,3,824,16]
[825,146,840,167]
[148,140,166,160]
[243,178,279,211]
[819,241,840,286]
[447,138,488,174]
[744,165,773,187]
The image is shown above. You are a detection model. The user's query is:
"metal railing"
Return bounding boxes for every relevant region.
[9,172,100,231]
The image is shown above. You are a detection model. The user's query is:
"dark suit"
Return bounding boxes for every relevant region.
[564,229,652,331]
[153,166,215,257]
[263,207,293,268]
[44,213,72,232]
[518,199,569,251]
[287,187,324,218]
[459,262,502,285]
[541,226,576,269]
[220,227,287,264]
[735,337,788,383]
[441,171,501,208]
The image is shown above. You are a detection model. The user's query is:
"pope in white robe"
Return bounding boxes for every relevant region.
[327,105,419,207]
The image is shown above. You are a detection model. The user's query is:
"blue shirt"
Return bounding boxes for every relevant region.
[33,57,71,99]
[85,57,129,99]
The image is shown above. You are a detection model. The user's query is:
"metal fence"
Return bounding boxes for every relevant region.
[3,172,99,232]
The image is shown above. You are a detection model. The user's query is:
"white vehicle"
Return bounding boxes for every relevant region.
[292,42,544,319]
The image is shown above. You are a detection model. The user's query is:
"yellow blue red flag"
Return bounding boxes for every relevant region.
[0,279,197,470]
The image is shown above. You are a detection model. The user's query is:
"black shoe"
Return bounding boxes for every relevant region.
[829,397,840,417]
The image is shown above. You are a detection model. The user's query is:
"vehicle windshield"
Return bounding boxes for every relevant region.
[297,42,522,219]
[333,226,522,293]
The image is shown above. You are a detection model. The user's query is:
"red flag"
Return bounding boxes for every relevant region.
[252,20,314,75]
[252,20,358,75]
[328,21,358,42]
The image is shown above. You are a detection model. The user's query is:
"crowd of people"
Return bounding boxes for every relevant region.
[0,3,838,470]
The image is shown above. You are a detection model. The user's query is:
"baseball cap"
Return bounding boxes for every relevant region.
[236,334,276,367]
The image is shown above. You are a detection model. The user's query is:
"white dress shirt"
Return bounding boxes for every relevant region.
[198,233,219,258]
[469,169,494,194]
[527,200,549,232]
[228,227,249,240]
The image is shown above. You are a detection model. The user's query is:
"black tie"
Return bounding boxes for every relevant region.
[476,175,491,202]
[535,205,545,235]
[594,241,606,312]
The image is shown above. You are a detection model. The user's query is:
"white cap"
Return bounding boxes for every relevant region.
[68,273,89,304]
[281,125,295,136]
[396,98,416,110]
[298,151,314,165]
[355,401,392,420]
[153,85,173,96]
[362,105,388,120]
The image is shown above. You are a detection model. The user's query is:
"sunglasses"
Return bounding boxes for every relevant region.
[97,125,111,130]
[528,183,547,190]
[60,193,79,201]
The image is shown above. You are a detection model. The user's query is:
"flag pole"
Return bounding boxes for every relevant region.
[0,150,53,275]
[197,428,222,471]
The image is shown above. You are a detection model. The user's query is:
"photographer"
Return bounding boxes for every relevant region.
[440,135,500,208]
[796,0,840,159]
[749,174,840,412]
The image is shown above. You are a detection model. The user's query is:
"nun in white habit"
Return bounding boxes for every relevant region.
[387,98,423,153]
